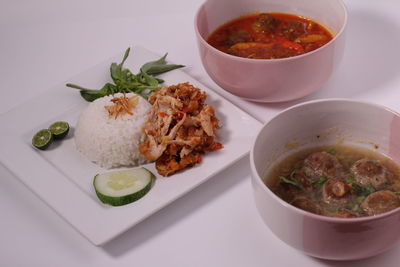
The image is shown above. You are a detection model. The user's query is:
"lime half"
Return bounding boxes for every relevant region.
[49,121,69,139]
[32,129,53,150]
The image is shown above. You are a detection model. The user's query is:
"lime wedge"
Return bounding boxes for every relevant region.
[48,121,69,139]
[32,129,53,150]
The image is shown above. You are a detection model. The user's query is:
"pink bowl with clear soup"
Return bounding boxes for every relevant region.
[250,99,400,260]
[195,0,347,102]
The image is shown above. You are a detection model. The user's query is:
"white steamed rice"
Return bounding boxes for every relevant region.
[74,93,151,168]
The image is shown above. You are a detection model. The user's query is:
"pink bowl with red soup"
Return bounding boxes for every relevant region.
[195,0,347,102]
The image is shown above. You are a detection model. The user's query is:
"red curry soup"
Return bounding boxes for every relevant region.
[267,145,400,218]
[207,12,333,59]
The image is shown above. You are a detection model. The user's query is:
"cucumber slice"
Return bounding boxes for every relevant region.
[93,168,153,206]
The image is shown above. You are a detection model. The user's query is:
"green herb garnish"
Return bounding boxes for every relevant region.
[327,149,336,155]
[344,201,358,211]
[279,176,303,189]
[312,177,327,188]
[348,176,376,196]
[352,184,375,196]
[395,192,400,196]
[370,160,380,166]
[347,176,357,184]
[344,196,367,212]
[356,196,366,203]
[289,170,298,179]
[66,47,185,101]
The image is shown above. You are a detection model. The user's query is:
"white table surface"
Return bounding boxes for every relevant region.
[1,0,400,266]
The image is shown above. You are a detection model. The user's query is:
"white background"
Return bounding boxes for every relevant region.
[1,0,400,266]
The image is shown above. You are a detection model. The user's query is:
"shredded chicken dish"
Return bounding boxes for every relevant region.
[139,83,223,176]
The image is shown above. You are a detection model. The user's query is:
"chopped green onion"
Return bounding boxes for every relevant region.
[350,183,375,196]
[327,149,336,155]
[347,176,356,184]
[370,160,380,166]
[356,196,366,203]
[279,176,303,189]
[311,177,327,188]
[344,201,358,211]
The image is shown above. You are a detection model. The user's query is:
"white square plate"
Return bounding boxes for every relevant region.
[0,46,262,245]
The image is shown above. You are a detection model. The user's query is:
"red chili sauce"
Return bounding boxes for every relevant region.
[207,13,333,59]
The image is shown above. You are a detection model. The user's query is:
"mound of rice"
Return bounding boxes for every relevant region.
[74,93,151,168]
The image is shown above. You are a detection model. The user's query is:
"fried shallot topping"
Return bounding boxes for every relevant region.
[105,95,139,119]
[139,83,223,176]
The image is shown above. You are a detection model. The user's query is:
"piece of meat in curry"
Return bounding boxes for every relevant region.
[139,83,223,176]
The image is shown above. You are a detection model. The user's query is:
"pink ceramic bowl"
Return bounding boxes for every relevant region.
[195,0,347,102]
[250,99,400,260]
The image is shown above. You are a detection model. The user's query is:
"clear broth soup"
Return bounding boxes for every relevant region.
[267,145,400,218]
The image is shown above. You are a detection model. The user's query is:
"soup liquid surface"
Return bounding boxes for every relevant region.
[207,12,333,59]
[267,145,400,218]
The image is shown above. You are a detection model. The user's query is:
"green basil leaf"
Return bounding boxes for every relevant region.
[66,83,93,91]
[110,62,124,85]
[67,47,184,101]
[119,47,130,67]
[140,69,159,87]
[145,64,185,75]
[141,53,184,75]
[79,90,106,102]
[141,53,168,73]
[101,83,117,95]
